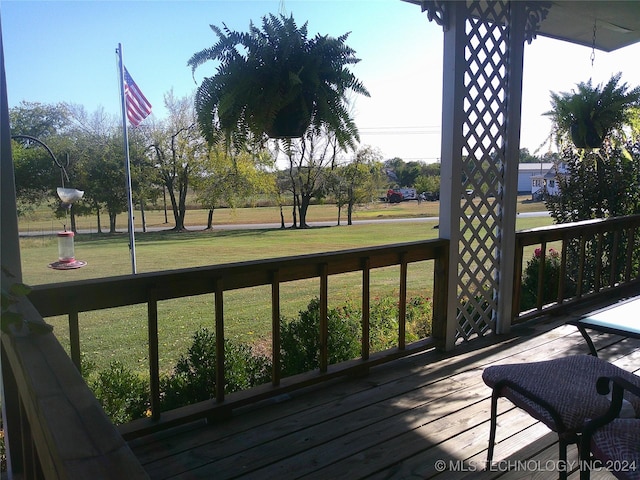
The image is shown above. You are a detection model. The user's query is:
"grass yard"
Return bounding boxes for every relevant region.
[18,198,552,375]
[18,195,545,234]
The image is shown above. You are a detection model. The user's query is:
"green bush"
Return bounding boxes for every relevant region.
[280,298,361,377]
[369,296,401,350]
[405,295,433,339]
[89,361,150,425]
[160,327,271,411]
[86,295,434,423]
[280,296,433,376]
[369,295,432,350]
[520,247,563,311]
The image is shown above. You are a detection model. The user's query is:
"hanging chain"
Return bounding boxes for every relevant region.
[591,19,597,67]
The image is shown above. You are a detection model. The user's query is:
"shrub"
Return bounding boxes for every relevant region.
[280,298,361,377]
[89,361,150,425]
[160,327,271,411]
[280,295,434,376]
[369,296,401,350]
[520,247,562,311]
[369,295,432,350]
[406,295,433,339]
[85,295,434,423]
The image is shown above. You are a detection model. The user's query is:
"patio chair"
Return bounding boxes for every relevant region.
[482,355,640,480]
[579,375,640,480]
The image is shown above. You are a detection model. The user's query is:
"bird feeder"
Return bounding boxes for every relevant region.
[11,135,88,270]
[57,187,85,208]
[48,188,87,270]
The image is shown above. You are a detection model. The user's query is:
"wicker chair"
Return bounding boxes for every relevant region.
[579,375,640,480]
[482,355,640,480]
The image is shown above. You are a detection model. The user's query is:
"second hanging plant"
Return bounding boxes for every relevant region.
[545,72,640,149]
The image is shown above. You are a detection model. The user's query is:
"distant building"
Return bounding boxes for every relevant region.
[517,163,553,194]
[529,162,568,200]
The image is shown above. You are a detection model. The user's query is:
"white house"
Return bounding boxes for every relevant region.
[530,162,568,200]
[517,163,552,194]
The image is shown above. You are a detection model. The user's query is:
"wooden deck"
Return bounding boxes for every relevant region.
[128,308,640,480]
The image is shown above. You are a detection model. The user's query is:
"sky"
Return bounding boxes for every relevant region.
[2,0,640,164]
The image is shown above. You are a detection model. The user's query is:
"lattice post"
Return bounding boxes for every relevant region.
[421,1,544,348]
[496,2,527,334]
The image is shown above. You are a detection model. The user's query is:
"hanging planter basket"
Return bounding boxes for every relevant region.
[570,122,604,149]
[265,96,313,139]
[188,13,369,150]
[545,73,640,150]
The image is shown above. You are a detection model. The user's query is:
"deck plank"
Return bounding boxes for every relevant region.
[129,315,640,479]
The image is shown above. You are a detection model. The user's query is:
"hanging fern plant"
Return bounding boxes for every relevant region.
[544,73,640,149]
[188,13,370,150]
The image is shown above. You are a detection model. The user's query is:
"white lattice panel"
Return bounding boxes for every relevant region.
[455,2,510,340]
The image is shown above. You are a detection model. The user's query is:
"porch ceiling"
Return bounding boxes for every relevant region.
[538,1,640,52]
[404,1,640,52]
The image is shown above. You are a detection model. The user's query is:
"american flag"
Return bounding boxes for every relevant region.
[124,67,152,127]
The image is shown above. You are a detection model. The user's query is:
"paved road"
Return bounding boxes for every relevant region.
[19,211,550,236]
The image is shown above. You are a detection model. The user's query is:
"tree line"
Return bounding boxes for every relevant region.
[8,100,433,232]
[10,100,558,233]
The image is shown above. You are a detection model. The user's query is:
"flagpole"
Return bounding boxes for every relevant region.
[116,43,137,274]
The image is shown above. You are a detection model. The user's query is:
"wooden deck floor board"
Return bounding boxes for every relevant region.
[129,314,640,480]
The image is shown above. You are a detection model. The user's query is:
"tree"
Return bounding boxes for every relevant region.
[519,148,540,163]
[11,140,60,215]
[414,174,440,196]
[546,143,640,223]
[282,127,339,228]
[324,169,348,225]
[127,128,162,233]
[64,104,131,234]
[193,147,275,229]
[81,135,128,233]
[9,102,73,215]
[149,91,205,231]
[9,101,71,139]
[332,146,383,225]
[383,158,440,190]
[545,142,640,292]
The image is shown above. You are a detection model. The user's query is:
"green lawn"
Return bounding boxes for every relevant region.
[19,199,552,375]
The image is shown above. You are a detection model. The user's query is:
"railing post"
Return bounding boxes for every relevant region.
[431,244,449,350]
[511,236,524,321]
[398,252,408,350]
[577,235,587,297]
[594,232,603,291]
[69,309,81,372]
[536,240,547,311]
[148,289,161,420]
[215,278,225,403]
[609,228,620,287]
[625,227,635,282]
[558,235,568,304]
[271,270,281,386]
[319,264,329,373]
[361,258,370,361]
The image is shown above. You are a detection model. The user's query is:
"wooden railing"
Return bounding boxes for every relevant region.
[512,214,640,323]
[27,239,449,440]
[11,215,640,476]
[1,271,147,479]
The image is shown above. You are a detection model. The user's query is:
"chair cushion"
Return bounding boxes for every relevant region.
[590,418,640,480]
[482,355,640,436]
